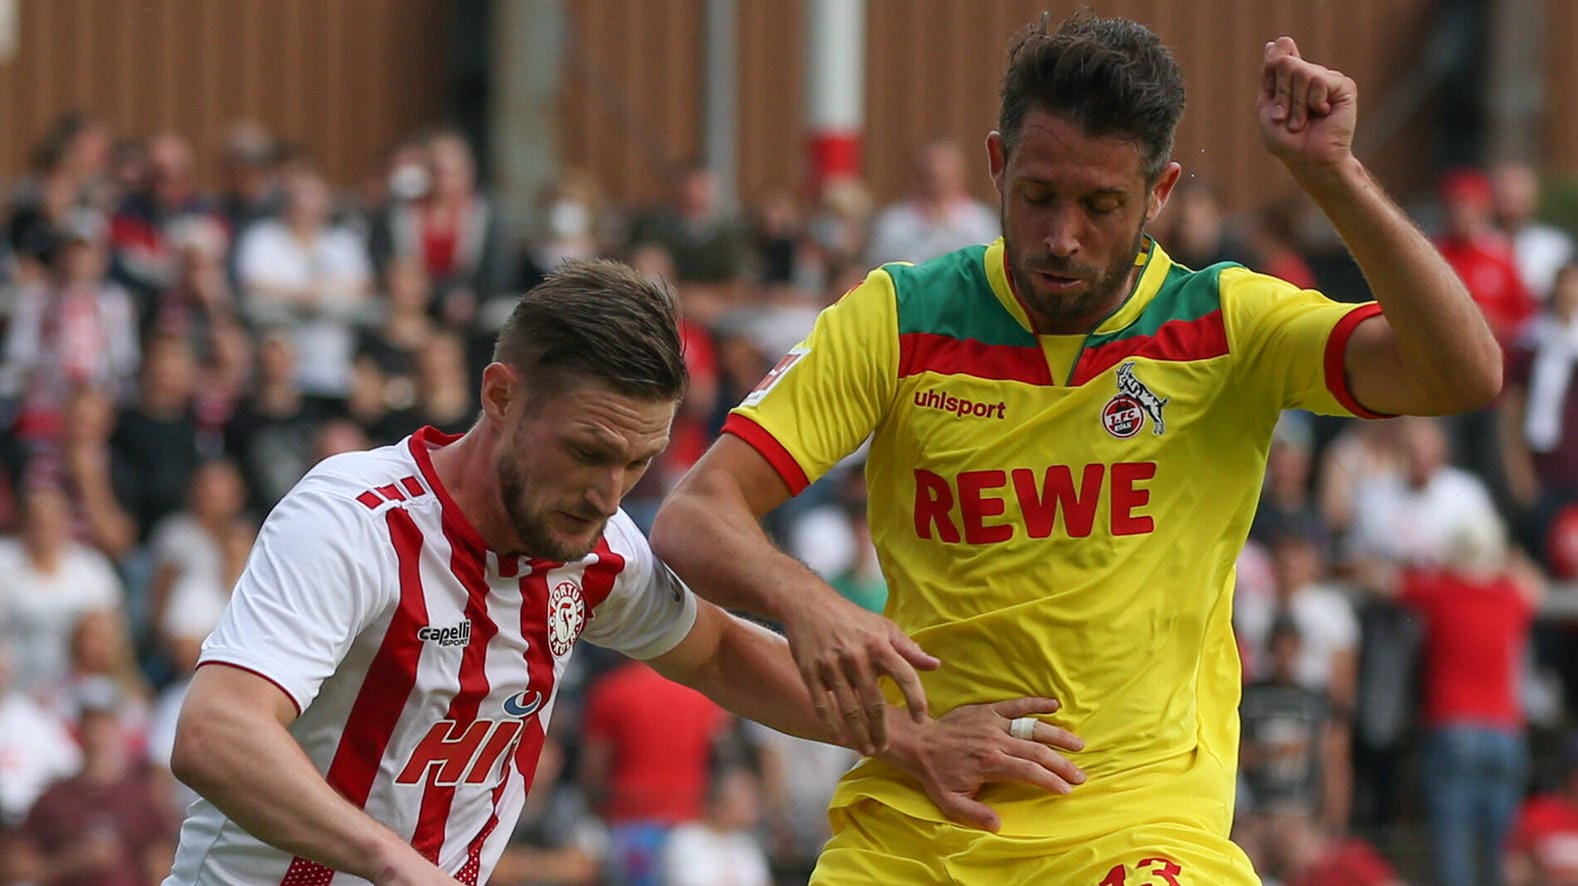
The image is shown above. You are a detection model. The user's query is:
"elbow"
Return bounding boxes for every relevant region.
[169,707,230,795]
[648,494,693,568]
[1449,350,1504,413]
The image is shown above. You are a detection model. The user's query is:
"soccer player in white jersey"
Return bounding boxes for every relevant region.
[162,260,1085,886]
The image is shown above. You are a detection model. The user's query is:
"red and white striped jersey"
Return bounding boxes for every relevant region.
[165,427,698,885]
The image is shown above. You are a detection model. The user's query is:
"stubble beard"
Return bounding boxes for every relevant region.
[1005,219,1146,332]
[496,456,600,562]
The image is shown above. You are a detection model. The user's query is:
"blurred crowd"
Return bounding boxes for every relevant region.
[0,110,1577,886]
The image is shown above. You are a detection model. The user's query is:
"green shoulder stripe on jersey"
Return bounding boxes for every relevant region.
[1084,261,1234,350]
[888,246,1037,347]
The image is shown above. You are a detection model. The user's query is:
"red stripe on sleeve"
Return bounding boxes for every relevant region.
[1323,302,1394,419]
[721,413,810,496]
[408,521,503,862]
[401,475,426,498]
[281,508,431,885]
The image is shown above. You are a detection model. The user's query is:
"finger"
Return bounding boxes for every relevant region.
[828,666,876,755]
[1273,35,1301,60]
[892,632,941,671]
[990,696,1061,719]
[877,644,932,724]
[935,794,1001,833]
[1029,721,1086,753]
[1272,63,1293,122]
[1287,67,1311,132]
[1008,740,1087,786]
[1306,76,1332,116]
[806,662,845,745]
[848,658,891,751]
[990,754,1076,796]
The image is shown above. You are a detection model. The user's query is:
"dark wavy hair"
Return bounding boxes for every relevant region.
[999,10,1186,181]
[492,259,688,405]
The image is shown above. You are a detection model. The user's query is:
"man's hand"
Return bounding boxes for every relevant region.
[1258,37,1357,172]
[781,591,939,756]
[883,697,1085,832]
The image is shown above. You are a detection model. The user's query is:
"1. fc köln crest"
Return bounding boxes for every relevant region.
[1102,361,1168,439]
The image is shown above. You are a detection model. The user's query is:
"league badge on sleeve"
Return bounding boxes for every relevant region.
[1102,361,1168,439]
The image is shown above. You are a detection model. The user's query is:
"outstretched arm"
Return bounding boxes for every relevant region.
[649,597,1085,831]
[1259,37,1501,416]
[651,434,938,756]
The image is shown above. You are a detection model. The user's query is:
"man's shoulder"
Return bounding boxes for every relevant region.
[279,440,427,525]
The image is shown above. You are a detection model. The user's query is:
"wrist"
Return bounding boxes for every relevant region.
[875,707,925,769]
[1288,154,1369,202]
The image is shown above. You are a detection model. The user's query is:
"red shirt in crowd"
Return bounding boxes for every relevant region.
[1399,568,1533,730]
[1437,234,1536,347]
[1288,838,1398,886]
[1509,793,1578,886]
[582,660,727,825]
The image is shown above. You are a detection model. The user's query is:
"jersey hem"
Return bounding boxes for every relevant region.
[1322,302,1393,419]
[721,413,811,495]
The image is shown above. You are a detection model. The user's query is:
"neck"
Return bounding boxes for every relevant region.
[427,426,516,553]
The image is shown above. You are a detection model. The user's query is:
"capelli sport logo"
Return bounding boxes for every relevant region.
[416,620,472,648]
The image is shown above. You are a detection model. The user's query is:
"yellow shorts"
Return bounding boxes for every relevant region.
[812,799,1261,885]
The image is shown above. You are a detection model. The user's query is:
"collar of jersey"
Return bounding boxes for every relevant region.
[986,236,1171,337]
[408,425,555,576]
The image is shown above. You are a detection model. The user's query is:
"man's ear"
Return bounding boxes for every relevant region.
[1146,161,1183,223]
[986,131,1007,195]
[480,363,518,427]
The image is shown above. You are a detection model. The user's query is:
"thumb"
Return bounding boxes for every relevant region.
[936,795,1002,833]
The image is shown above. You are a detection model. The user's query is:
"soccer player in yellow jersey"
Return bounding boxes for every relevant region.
[652,11,1502,885]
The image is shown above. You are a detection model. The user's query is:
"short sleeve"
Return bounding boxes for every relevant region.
[1220,267,1391,419]
[198,484,393,715]
[578,512,698,660]
[723,269,900,494]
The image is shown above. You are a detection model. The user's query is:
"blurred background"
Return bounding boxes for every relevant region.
[1,1,1577,884]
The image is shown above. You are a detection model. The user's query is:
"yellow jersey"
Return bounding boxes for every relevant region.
[724,238,1383,839]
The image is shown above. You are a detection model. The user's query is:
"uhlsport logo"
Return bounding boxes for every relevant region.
[1102,362,1168,438]
[416,620,472,647]
[548,580,587,657]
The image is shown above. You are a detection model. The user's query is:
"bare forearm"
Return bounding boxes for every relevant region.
[173,709,430,880]
[652,485,826,624]
[1294,156,1501,408]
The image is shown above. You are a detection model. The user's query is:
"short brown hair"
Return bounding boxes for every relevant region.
[999,11,1186,181]
[492,259,687,403]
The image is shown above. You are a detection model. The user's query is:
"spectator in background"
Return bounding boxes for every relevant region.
[1504,262,1578,568]
[357,255,437,392]
[151,216,238,359]
[144,458,248,658]
[405,330,475,437]
[748,718,858,884]
[2,210,140,443]
[1249,413,1322,547]
[223,331,331,513]
[493,730,607,886]
[0,639,79,828]
[804,176,874,285]
[36,385,138,560]
[751,185,808,292]
[0,482,122,693]
[660,765,773,886]
[519,167,610,293]
[1317,418,1404,557]
[1154,178,1255,270]
[108,133,226,305]
[236,165,373,406]
[1396,509,1541,886]
[370,129,512,328]
[1507,738,1578,886]
[158,517,253,668]
[1436,166,1536,349]
[12,679,176,886]
[863,139,997,266]
[580,658,730,886]
[1279,812,1402,886]
[109,333,204,541]
[629,163,752,292]
[1492,161,1574,304]
[1235,617,1348,879]
[215,119,282,244]
[1247,197,1318,291]
[36,609,152,759]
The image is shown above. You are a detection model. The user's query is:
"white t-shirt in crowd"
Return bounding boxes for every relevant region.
[165,427,698,886]
[0,539,122,692]
[1236,582,1360,692]
[1348,466,1500,569]
[0,690,81,825]
[660,824,773,886]
[864,198,1000,267]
